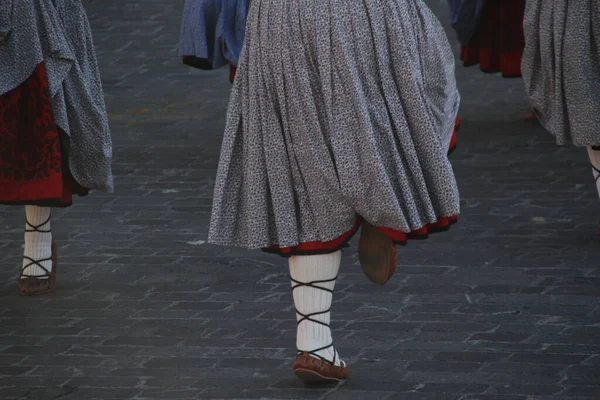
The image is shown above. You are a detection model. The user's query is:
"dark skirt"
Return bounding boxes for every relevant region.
[0,63,88,207]
[446,0,487,46]
[182,56,238,84]
[460,0,525,78]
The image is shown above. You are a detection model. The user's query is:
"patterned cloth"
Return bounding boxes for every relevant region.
[208,0,461,253]
[0,63,88,207]
[179,0,250,69]
[522,0,600,147]
[0,0,113,193]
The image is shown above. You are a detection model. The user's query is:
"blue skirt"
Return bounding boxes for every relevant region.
[179,0,250,69]
[446,0,486,45]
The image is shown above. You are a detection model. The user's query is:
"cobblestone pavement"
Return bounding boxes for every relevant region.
[0,1,599,399]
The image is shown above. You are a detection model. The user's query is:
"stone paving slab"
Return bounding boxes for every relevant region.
[0,0,598,399]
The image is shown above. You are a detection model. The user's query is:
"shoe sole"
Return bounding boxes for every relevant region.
[294,368,344,383]
[18,241,57,296]
[19,285,55,296]
[359,222,396,285]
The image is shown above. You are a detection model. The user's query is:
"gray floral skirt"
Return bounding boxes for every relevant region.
[522,0,600,147]
[209,0,461,256]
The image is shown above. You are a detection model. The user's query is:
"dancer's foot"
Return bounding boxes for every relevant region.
[358,221,396,285]
[293,351,348,383]
[19,241,57,296]
[289,252,348,383]
[19,206,57,296]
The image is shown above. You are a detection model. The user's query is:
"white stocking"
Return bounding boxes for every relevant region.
[289,251,344,366]
[22,206,53,278]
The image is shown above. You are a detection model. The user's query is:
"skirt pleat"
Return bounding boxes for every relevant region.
[209,0,461,254]
[522,0,600,146]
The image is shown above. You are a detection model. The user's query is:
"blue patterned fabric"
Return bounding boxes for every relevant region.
[446,0,486,45]
[179,0,250,69]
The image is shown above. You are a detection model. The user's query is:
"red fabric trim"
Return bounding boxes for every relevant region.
[0,63,88,207]
[266,220,361,256]
[229,66,237,83]
[263,216,458,257]
[377,216,458,243]
[460,0,525,77]
[61,163,88,206]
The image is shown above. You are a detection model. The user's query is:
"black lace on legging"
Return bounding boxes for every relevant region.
[290,275,343,366]
[21,214,52,278]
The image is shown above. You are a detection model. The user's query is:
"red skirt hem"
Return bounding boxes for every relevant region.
[229,66,237,83]
[263,216,458,257]
[461,48,523,78]
[460,0,525,78]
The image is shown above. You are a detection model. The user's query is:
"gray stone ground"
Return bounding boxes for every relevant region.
[0,1,599,399]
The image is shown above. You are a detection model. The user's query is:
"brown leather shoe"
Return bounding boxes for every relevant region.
[18,240,57,296]
[358,221,396,285]
[293,352,348,383]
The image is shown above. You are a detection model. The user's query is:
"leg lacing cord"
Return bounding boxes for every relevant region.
[25,213,51,233]
[291,275,345,367]
[21,257,53,279]
[21,213,52,279]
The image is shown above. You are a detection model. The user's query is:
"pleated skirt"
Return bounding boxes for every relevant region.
[208,0,461,256]
[522,0,600,147]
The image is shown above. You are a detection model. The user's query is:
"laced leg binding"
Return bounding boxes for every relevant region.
[21,213,52,279]
[290,275,344,367]
[25,213,51,233]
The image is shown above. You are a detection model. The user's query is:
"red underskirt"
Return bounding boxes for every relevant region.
[264,117,461,257]
[229,66,237,83]
[0,63,88,207]
[460,0,525,78]
[264,215,458,257]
